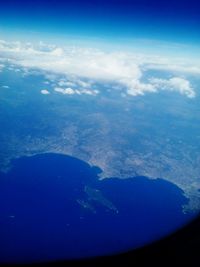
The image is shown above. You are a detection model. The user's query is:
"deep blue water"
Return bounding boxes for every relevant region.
[0,153,193,263]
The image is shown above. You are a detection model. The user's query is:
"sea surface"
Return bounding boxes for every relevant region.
[0,153,193,263]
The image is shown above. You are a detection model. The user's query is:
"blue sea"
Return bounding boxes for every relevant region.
[0,153,194,263]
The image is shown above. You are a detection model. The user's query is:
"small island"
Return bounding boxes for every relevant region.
[84,186,119,214]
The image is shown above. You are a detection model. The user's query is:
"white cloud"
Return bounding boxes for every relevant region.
[74,89,81,95]
[0,40,197,98]
[0,63,5,72]
[123,79,157,96]
[54,87,98,96]
[150,77,195,98]
[81,89,99,95]
[77,80,91,88]
[43,81,50,85]
[54,87,75,95]
[58,80,76,87]
[144,63,200,75]
[2,85,9,89]
[41,89,50,95]
[50,47,63,57]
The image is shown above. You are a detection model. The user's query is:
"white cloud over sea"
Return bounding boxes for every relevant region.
[0,39,198,98]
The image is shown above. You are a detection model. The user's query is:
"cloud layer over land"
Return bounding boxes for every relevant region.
[0,39,198,98]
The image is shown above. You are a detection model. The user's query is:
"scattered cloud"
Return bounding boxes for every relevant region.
[0,39,197,98]
[54,87,75,95]
[54,87,99,96]
[81,89,99,95]
[41,89,50,95]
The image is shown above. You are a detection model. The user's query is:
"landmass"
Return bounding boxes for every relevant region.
[0,63,200,213]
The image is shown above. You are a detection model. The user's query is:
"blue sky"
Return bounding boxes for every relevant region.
[0,0,200,46]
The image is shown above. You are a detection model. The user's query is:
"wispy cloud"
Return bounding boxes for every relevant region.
[0,39,197,98]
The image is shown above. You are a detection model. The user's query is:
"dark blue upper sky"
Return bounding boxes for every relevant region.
[0,0,200,45]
